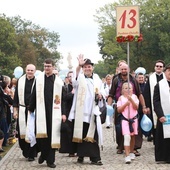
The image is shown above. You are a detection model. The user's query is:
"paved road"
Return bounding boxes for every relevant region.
[0,126,170,170]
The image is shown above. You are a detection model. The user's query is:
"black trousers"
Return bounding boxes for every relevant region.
[76,122,101,162]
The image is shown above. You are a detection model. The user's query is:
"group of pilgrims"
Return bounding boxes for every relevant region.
[1,56,170,168]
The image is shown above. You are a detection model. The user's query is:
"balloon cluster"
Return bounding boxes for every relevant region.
[135,67,146,75]
[116,34,143,43]
[140,114,152,132]
[14,66,23,79]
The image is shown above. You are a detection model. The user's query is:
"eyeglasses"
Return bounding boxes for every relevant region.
[155,65,163,68]
[44,65,52,68]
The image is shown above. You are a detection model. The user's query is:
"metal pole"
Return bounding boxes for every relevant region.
[127,42,130,119]
[127,42,130,85]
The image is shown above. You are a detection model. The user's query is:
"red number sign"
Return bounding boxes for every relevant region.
[116,6,140,37]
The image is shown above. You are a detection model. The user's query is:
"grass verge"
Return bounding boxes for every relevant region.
[0,138,17,159]
[0,143,14,158]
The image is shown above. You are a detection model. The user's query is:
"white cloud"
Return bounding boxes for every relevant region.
[0,0,114,69]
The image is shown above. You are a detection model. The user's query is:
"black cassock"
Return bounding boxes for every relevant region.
[13,77,37,159]
[29,74,56,164]
[59,84,77,154]
[153,81,170,162]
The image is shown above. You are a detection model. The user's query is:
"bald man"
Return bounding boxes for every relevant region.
[13,64,37,161]
[107,62,147,157]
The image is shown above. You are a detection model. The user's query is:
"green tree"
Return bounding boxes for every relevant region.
[7,15,62,70]
[94,60,115,78]
[94,0,170,73]
[0,15,21,77]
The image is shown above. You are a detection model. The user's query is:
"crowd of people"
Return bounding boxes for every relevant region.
[0,75,17,160]
[0,57,170,167]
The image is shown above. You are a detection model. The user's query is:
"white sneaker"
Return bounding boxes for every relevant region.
[125,156,131,164]
[129,153,135,160]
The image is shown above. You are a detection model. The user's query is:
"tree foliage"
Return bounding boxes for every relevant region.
[94,0,170,75]
[94,60,115,78]
[8,15,62,71]
[0,14,62,77]
[0,15,21,77]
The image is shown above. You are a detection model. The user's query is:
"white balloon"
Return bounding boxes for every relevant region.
[35,70,42,78]
[135,67,146,75]
[59,75,65,80]
[140,114,152,132]
[14,66,23,79]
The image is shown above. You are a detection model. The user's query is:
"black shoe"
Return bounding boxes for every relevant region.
[47,163,56,168]
[147,136,153,142]
[91,160,103,166]
[134,150,141,156]
[77,157,84,163]
[0,148,4,152]
[117,149,123,154]
[28,157,35,161]
[68,153,77,157]
[38,156,44,164]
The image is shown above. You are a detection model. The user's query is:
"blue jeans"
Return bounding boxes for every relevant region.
[0,118,8,146]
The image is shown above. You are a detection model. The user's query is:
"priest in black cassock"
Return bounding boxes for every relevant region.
[29,58,63,168]
[13,64,37,162]
[143,60,165,143]
[68,55,104,166]
[153,63,170,163]
[59,71,77,156]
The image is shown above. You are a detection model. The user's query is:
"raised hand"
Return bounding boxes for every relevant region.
[77,54,86,66]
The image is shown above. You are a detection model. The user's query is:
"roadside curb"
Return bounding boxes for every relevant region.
[0,142,18,166]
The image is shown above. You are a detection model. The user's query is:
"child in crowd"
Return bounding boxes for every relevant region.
[117,82,139,164]
[102,74,113,128]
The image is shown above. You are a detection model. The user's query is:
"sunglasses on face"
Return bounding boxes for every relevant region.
[155,65,163,68]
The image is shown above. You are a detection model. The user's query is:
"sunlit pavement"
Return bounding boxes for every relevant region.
[0,125,170,170]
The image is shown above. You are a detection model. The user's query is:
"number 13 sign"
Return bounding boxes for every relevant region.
[116,6,140,37]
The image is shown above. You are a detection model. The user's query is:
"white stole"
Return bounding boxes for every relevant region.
[72,74,87,142]
[36,73,63,148]
[18,75,35,139]
[149,72,165,127]
[159,79,170,138]
[71,73,103,144]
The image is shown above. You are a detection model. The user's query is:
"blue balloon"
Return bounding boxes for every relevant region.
[14,66,23,79]
[59,74,65,80]
[35,70,42,78]
[140,114,152,132]
[106,105,114,116]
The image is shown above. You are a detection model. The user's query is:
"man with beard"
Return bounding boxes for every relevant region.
[107,63,148,156]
